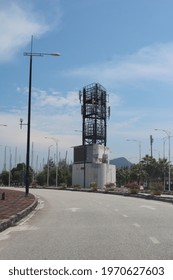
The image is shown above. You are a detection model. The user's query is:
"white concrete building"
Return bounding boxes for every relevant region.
[72,144,116,188]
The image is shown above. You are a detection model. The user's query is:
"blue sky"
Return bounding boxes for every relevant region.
[1,0,173,171]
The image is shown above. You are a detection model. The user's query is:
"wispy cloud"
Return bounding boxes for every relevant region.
[14,87,82,135]
[32,88,79,109]
[0,0,61,62]
[65,42,173,84]
[0,87,82,169]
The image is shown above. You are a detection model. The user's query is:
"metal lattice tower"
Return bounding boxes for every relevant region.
[79,82,110,146]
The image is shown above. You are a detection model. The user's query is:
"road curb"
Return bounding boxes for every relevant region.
[0,198,38,233]
[98,190,173,203]
[64,187,173,204]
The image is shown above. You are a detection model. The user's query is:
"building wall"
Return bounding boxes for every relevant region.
[73,144,110,164]
[72,162,116,188]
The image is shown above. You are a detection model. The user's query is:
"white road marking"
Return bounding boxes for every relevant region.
[149,236,160,244]
[19,212,37,226]
[17,198,44,226]
[140,205,156,210]
[0,224,38,241]
[114,209,119,212]
[37,199,45,210]
[68,208,80,213]
[133,223,141,228]
[122,214,128,218]
[0,234,9,241]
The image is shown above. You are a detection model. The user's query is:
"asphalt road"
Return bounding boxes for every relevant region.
[0,188,173,260]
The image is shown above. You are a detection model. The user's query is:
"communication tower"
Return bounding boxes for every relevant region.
[72,82,115,189]
[79,82,110,146]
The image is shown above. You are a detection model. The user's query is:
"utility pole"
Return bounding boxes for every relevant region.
[150,135,154,157]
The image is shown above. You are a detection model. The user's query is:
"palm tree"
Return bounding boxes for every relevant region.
[156,158,169,190]
[140,155,158,188]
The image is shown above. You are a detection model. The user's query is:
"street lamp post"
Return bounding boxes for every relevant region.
[126,139,142,162]
[155,129,171,191]
[47,145,53,187]
[24,36,60,195]
[3,146,11,185]
[8,149,12,187]
[162,137,167,159]
[45,137,59,187]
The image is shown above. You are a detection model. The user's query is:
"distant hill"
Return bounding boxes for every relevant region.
[110,157,133,168]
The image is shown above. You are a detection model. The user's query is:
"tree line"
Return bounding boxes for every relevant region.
[0,159,72,187]
[116,155,172,190]
[0,154,172,191]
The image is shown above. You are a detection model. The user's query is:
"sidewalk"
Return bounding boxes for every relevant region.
[0,188,38,232]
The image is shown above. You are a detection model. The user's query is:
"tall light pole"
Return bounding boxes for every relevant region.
[3,146,11,186]
[155,128,171,191]
[126,139,142,162]
[3,146,7,171]
[24,36,60,195]
[45,137,59,187]
[8,148,12,187]
[150,135,154,157]
[47,145,53,187]
[162,136,167,159]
